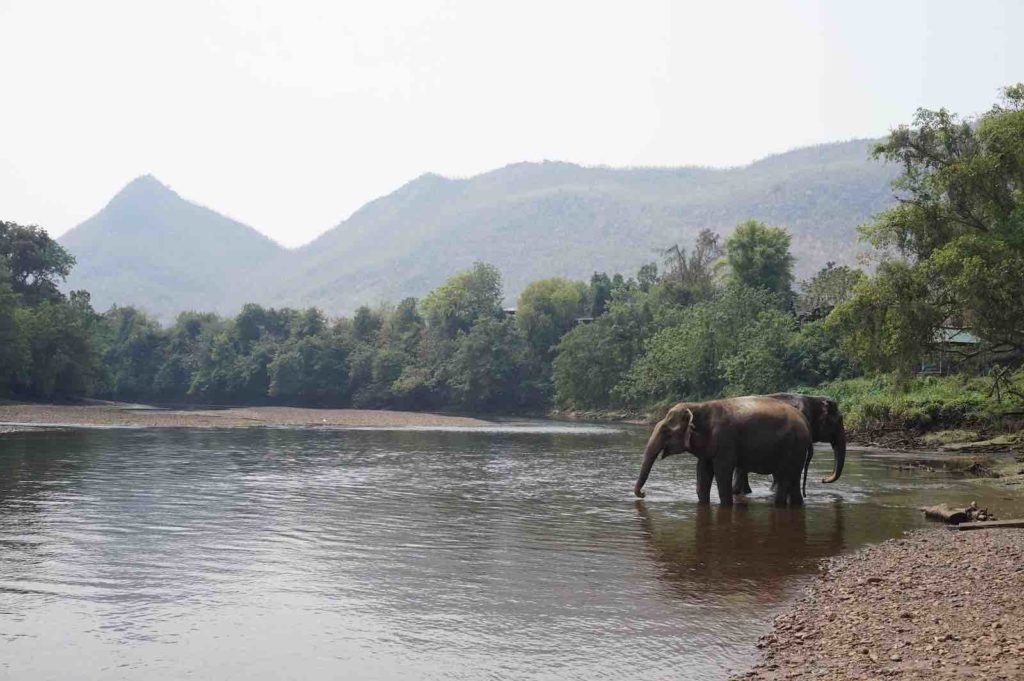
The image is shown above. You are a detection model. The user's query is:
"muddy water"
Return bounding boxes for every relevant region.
[1,425,1019,680]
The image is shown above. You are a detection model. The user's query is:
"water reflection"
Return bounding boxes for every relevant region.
[634,500,844,605]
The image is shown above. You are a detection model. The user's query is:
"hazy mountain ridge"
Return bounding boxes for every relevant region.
[274,139,897,312]
[59,139,898,320]
[60,175,288,319]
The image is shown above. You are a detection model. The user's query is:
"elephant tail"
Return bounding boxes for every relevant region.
[802,445,813,498]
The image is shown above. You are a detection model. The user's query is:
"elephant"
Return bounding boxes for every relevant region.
[633,396,812,506]
[731,393,846,496]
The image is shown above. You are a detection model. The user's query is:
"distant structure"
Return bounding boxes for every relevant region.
[919,328,983,375]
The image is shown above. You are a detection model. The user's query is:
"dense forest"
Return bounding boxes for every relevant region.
[3,86,1023,427]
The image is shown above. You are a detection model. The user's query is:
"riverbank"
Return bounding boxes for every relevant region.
[735,527,1024,680]
[0,402,492,430]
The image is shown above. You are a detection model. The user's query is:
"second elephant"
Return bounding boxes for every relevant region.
[732,393,846,495]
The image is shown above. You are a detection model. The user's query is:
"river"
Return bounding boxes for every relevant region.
[0,424,1017,680]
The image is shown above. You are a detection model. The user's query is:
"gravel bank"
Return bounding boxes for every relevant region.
[0,403,492,429]
[736,527,1024,680]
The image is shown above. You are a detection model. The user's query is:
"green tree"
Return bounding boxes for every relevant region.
[0,221,77,304]
[724,220,795,298]
[422,262,503,338]
[515,277,586,363]
[796,262,866,316]
[587,272,614,317]
[98,306,168,400]
[617,285,795,404]
[0,260,27,391]
[838,83,1024,371]
[552,291,656,409]
[14,291,103,398]
[442,317,531,411]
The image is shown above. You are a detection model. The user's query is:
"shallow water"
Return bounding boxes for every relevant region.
[1,425,1019,680]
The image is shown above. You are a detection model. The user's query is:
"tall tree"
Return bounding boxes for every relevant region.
[724,220,795,298]
[834,83,1024,371]
[0,221,76,304]
[515,277,586,363]
[422,262,503,338]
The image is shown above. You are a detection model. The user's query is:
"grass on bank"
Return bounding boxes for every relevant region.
[815,372,1024,432]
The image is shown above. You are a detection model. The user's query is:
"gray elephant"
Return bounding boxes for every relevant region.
[732,393,846,495]
[633,396,812,506]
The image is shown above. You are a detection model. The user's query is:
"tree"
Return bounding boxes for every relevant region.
[442,317,532,411]
[724,220,795,298]
[0,221,76,304]
[268,333,349,404]
[662,229,723,290]
[515,277,586,363]
[552,291,656,409]
[797,262,866,317]
[587,272,614,317]
[617,285,796,404]
[14,291,103,398]
[829,261,944,375]
[840,83,1024,371]
[0,260,27,391]
[422,262,503,338]
[98,306,168,399]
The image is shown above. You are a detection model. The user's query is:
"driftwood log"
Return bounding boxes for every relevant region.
[958,518,1024,531]
[921,501,996,525]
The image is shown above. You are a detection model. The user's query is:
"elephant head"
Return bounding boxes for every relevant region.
[814,397,846,484]
[634,405,696,498]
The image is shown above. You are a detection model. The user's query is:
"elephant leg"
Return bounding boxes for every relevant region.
[773,476,790,507]
[789,485,804,507]
[714,460,734,506]
[732,468,752,495]
[696,459,713,504]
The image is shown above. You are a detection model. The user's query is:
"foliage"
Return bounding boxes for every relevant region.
[617,285,797,404]
[552,298,651,409]
[515,278,586,363]
[796,262,866,317]
[724,220,795,299]
[847,84,1024,372]
[0,220,76,304]
[818,373,1000,431]
[421,262,503,338]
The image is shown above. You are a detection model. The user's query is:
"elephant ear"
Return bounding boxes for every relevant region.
[664,407,694,431]
[662,407,695,452]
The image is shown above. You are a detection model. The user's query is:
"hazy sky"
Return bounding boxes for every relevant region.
[1,0,1021,247]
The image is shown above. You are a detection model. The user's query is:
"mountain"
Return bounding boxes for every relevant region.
[60,175,286,320]
[60,139,899,321]
[270,138,898,313]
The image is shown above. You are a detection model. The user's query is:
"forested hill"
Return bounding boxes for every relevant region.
[60,139,898,320]
[60,175,288,319]
[278,138,896,313]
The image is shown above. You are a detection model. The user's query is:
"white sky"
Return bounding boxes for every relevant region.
[1,0,1021,247]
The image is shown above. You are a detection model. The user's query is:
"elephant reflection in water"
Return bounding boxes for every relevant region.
[632,500,846,603]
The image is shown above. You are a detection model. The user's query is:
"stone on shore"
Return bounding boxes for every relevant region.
[735,528,1024,680]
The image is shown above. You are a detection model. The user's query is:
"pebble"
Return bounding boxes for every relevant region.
[732,528,1024,680]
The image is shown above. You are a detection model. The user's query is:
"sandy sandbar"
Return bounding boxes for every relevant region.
[0,402,492,430]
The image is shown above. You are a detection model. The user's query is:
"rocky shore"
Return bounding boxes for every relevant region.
[736,527,1024,680]
[0,402,492,430]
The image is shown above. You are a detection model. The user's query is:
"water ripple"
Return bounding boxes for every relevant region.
[1,426,1015,680]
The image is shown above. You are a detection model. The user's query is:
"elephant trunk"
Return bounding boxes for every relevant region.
[634,423,664,498]
[821,424,846,484]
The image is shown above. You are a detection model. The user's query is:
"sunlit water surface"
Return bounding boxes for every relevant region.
[1,424,1019,680]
